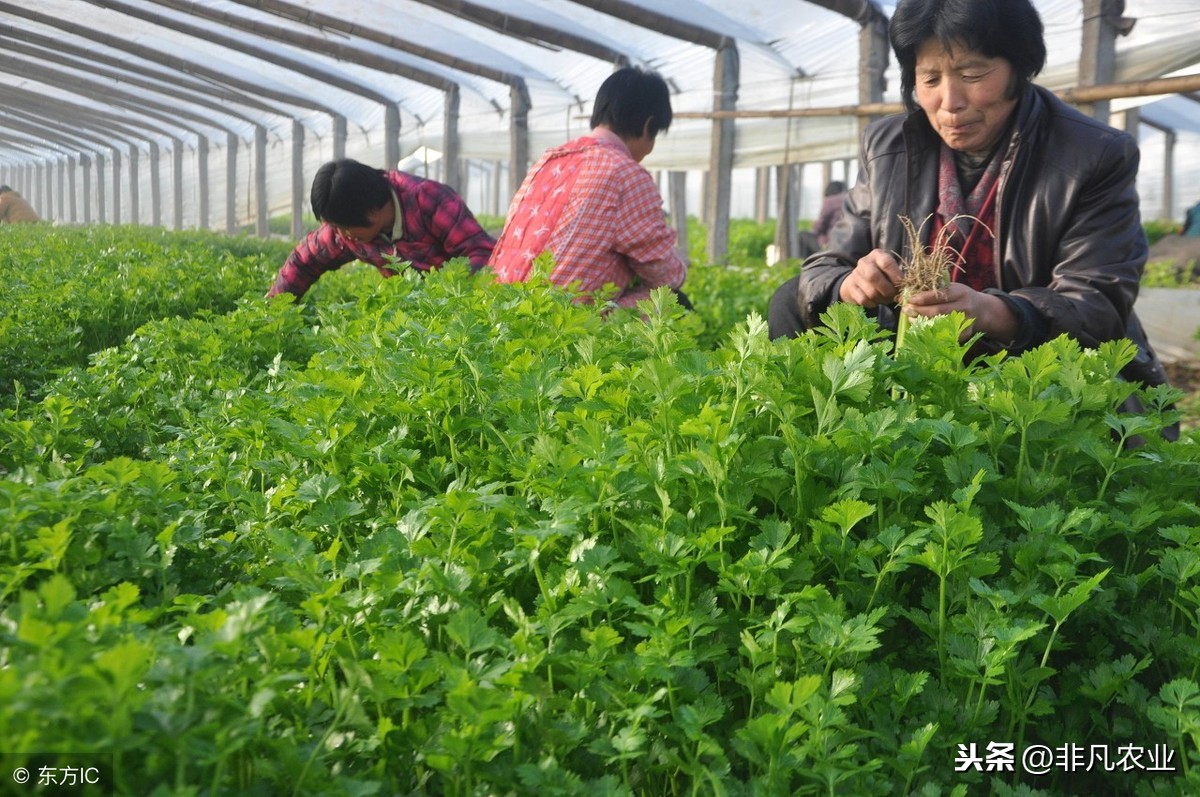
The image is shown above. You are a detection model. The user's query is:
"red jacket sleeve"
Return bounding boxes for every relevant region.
[419,182,495,273]
[268,226,357,298]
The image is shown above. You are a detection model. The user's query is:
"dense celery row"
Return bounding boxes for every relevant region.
[1,228,1198,796]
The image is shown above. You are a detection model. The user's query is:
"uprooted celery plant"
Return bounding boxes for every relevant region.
[893,213,988,353]
[1,229,1198,796]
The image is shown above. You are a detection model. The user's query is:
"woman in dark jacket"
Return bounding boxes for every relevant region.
[767,0,1169,399]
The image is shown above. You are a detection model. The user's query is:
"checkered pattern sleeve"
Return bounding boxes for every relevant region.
[401,175,495,272]
[611,163,687,303]
[488,136,686,307]
[268,226,357,298]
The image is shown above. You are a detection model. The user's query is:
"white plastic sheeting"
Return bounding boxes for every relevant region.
[2,0,1200,230]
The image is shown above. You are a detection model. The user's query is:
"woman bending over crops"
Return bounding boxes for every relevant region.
[766,0,1171,422]
[488,66,689,309]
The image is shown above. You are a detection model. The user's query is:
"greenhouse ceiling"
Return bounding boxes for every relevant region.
[3,0,1200,237]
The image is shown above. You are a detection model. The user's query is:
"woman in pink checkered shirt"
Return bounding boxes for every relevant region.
[489,67,690,310]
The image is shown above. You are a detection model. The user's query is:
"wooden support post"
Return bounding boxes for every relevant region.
[754,166,771,223]
[57,159,66,222]
[96,153,107,224]
[510,82,531,198]
[1078,0,1130,123]
[773,163,801,262]
[198,136,209,231]
[443,85,462,192]
[333,115,347,162]
[385,104,401,169]
[491,160,503,216]
[669,171,689,265]
[706,41,738,264]
[1163,129,1177,222]
[859,16,889,138]
[66,158,76,224]
[114,149,124,225]
[81,155,91,225]
[226,132,238,235]
[150,141,162,228]
[292,120,305,240]
[255,125,268,238]
[1134,110,1178,222]
[43,163,52,220]
[173,142,184,231]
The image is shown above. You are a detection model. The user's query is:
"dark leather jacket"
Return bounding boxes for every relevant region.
[798,84,1168,388]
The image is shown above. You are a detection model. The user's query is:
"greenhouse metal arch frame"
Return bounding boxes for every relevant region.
[2,0,1200,261]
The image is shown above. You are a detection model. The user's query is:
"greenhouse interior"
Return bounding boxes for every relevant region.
[3,2,1200,796]
[4,0,1200,257]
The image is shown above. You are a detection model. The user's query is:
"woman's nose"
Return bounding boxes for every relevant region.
[940,80,967,112]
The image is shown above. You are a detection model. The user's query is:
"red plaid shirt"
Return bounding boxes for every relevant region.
[489,128,686,307]
[268,171,494,298]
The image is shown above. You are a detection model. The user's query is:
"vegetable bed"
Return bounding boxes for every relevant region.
[1,229,1199,796]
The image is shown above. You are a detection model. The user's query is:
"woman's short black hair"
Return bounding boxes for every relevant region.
[589,66,673,139]
[889,0,1047,112]
[0,185,11,194]
[310,159,392,227]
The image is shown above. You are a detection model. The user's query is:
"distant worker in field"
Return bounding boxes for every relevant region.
[1183,198,1200,237]
[765,0,1172,438]
[797,179,848,258]
[267,159,495,299]
[488,66,689,309]
[0,185,41,224]
[812,180,848,249]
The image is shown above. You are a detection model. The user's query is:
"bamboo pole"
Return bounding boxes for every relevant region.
[673,74,1200,120]
[674,102,901,120]
[1058,74,1200,103]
